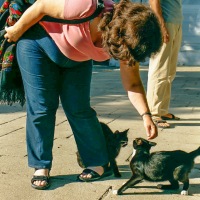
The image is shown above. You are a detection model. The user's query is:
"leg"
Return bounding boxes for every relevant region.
[17,38,60,169]
[110,158,121,177]
[174,165,190,195]
[157,179,179,190]
[115,175,143,195]
[17,34,61,189]
[76,151,85,168]
[17,24,78,170]
[180,179,189,195]
[147,23,176,118]
[161,23,182,114]
[169,24,182,82]
[59,61,109,180]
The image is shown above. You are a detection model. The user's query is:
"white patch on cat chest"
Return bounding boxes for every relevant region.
[132,149,136,157]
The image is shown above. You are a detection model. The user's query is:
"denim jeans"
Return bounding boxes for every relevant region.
[16,25,108,169]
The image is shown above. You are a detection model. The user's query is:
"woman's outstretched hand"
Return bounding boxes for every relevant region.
[142,115,158,140]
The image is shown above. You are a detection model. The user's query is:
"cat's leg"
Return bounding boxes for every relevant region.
[174,165,190,195]
[181,179,189,195]
[110,159,121,177]
[157,179,179,190]
[177,171,189,195]
[113,175,143,195]
[76,151,85,168]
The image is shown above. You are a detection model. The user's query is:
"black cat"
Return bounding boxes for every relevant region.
[76,122,129,177]
[114,137,200,195]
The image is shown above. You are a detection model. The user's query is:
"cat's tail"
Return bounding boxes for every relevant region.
[189,146,200,159]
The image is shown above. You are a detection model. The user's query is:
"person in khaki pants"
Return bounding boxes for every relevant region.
[147,0,182,128]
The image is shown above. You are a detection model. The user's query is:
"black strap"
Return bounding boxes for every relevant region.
[41,0,104,24]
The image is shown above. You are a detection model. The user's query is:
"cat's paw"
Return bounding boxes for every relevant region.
[181,190,188,195]
[157,184,163,189]
[113,189,118,195]
[113,189,124,195]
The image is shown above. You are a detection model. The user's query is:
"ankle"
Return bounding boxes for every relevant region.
[34,169,49,176]
[87,166,104,176]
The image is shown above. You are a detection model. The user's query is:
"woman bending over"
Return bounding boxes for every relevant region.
[4,0,162,190]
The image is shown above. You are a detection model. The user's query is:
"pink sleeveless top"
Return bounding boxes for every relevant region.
[40,0,114,62]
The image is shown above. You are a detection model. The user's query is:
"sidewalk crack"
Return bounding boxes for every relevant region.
[0,127,24,137]
[0,115,26,125]
[98,186,112,200]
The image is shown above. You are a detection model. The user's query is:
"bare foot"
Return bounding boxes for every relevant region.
[153,118,170,128]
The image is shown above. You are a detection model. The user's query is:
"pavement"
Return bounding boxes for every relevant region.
[0,64,200,200]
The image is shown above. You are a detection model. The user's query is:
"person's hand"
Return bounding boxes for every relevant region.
[142,115,158,140]
[4,26,22,42]
[161,25,169,43]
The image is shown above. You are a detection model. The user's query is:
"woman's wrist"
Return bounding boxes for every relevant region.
[141,112,152,118]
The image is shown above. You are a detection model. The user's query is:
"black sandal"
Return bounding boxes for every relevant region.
[161,113,180,120]
[31,175,50,190]
[77,164,113,182]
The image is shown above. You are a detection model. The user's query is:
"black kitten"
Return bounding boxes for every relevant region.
[114,137,200,195]
[76,122,129,177]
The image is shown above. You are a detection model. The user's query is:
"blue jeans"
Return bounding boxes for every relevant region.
[16,25,108,170]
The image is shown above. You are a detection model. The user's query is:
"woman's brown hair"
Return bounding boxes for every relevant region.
[98,0,162,65]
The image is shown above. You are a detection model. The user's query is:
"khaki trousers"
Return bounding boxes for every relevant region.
[147,23,182,118]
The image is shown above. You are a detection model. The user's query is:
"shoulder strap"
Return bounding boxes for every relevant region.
[41,0,104,24]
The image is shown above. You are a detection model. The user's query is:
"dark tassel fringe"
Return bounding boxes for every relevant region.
[0,67,25,107]
[0,88,25,106]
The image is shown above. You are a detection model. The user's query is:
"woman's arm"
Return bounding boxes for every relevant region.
[4,0,65,42]
[120,60,158,140]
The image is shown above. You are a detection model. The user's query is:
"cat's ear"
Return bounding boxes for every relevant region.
[114,128,129,134]
[123,129,129,134]
[115,129,129,135]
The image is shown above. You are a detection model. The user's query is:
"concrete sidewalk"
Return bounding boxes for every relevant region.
[0,65,200,200]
